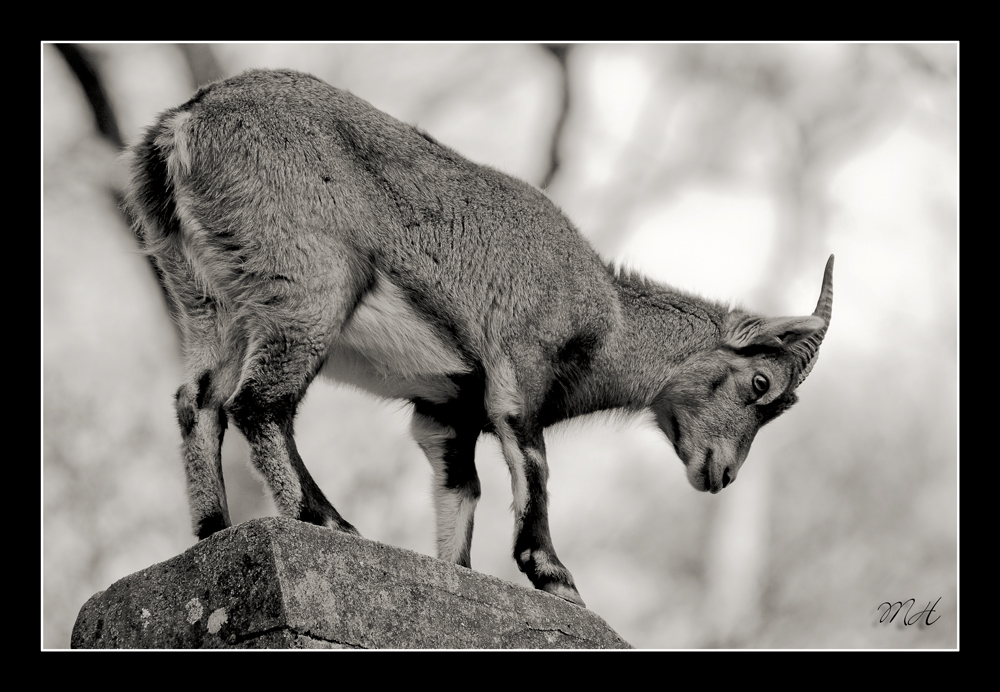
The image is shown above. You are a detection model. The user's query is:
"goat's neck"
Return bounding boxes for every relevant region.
[558,275,730,421]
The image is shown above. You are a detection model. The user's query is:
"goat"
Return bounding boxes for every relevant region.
[125,69,833,608]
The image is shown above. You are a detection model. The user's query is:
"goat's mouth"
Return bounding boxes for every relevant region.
[686,466,712,493]
[687,448,729,494]
[705,448,722,493]
[693,471,724,494]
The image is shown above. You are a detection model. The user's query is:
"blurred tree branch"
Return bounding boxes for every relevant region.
[53,42,180,339]
[53,44,123,150]
[540,44,573,190]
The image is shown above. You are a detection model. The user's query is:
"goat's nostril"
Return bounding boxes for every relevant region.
[722,468,731,488]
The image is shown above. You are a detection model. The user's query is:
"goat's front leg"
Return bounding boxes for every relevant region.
[495,413,585,607]
[411,406,482,567]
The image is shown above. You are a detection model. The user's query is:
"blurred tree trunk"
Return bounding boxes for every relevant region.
[178,44,225,86]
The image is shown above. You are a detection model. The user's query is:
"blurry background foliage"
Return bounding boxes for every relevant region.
[43,43,957,649]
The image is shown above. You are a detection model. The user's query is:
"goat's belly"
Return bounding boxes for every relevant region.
[321,346,464,403]
[320,274,470,404]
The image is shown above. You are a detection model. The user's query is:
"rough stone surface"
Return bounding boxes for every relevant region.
[71,517,631,649]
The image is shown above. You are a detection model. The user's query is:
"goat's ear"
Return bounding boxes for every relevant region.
[726,315,826,350]
[727,255,834,389]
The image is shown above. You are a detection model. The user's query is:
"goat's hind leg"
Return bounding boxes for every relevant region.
[172,315,237,539]
[176,367,232,540]
[227,320,359,536]
[160,248,237,540]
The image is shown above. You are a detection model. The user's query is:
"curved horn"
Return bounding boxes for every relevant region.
[795,254,834,388]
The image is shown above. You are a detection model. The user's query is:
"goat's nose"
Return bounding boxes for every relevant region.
[722,467,733,488]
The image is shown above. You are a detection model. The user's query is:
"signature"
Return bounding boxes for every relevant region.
[876,598,941,626]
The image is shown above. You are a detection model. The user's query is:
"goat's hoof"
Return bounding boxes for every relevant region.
[542,582,587,608]
[325,517,362,537]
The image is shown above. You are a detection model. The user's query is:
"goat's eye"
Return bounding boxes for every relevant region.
[752,374,770,397]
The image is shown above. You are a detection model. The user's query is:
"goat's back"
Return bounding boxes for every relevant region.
[130,68,619,363]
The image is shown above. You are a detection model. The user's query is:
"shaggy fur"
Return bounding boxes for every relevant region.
[124,69,833,607]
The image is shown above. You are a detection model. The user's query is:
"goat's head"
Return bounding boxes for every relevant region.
[652,256,834,493]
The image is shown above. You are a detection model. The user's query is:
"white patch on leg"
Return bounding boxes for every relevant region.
[523,446,549,487]
[530,548,558,577]
[485,359,531,519]
[498,429,529,519]
[411,413,477,564]
[410,413,456,455]
[433,484,478,564]
[485,359,522,422]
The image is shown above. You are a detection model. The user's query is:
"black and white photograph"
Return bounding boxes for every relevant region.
[42,43,957,649]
